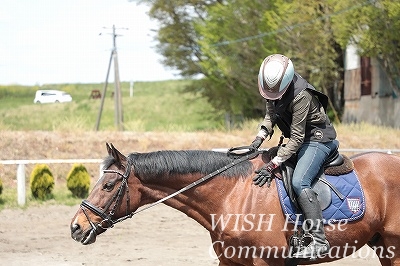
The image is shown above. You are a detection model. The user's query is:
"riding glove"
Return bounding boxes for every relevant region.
[253,161,279,187]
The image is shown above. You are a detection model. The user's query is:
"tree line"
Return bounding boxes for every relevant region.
[134,0,400,121]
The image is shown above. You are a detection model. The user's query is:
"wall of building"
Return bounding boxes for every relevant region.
[343,96,399,127]
[343,46,399,128]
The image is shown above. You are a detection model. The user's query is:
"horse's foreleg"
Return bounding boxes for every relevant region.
[284,258,298,266]
[368,232,400,266]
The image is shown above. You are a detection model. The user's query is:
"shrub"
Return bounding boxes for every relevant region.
[30,164,55,200]
[67,164,91,198]
[0,178,3,195]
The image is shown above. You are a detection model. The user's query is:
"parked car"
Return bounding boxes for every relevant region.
[33,90,72,104]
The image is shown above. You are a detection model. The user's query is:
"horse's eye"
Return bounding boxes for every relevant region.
[103,182,115,192]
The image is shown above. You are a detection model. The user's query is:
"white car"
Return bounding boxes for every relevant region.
[33,90,72,104]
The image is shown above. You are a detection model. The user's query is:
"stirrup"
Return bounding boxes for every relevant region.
[291,235,329,260]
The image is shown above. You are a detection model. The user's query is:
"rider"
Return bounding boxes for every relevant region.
[250,54,338,259]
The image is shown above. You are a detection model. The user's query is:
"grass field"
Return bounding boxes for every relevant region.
[0,80,399,209]
[0,80,225,131]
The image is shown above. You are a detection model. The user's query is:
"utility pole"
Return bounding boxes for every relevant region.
[130,80,134,98]
[95,25,127,131]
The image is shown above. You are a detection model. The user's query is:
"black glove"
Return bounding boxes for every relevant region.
[253,161,278,187]
[250,137,264,149]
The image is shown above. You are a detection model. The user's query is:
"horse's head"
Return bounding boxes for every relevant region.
[70,143,143,245]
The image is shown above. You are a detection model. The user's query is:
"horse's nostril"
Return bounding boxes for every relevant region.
[71,223,80,233]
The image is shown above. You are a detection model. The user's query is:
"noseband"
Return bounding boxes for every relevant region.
[80,162,132,232]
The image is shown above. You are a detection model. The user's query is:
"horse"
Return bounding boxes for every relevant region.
[70,143,400,266]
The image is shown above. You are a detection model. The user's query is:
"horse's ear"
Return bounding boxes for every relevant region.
[106,142,113,156]
[106,142,126,166]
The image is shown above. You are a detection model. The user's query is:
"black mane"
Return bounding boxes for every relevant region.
[104,150,253,182]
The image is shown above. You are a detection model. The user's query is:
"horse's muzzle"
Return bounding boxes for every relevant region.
[70,223,97,245]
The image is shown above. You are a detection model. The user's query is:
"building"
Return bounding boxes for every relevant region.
[343,44,400,128]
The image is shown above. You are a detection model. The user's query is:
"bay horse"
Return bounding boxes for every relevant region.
[70,143,400,266]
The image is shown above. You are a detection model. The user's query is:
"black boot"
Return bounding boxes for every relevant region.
[292,188,330,259]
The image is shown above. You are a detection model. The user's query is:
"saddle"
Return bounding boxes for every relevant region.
[263,146,354,211]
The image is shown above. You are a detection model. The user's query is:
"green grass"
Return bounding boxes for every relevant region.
[0,80,227,209]
[0,80,226,131]
[0,186,82,211]
[2,81,399,209]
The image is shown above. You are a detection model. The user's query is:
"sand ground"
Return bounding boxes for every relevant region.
[0,130,391,265]
[0,204,382,266]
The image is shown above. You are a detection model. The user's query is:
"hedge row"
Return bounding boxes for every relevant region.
[0,163,92,200]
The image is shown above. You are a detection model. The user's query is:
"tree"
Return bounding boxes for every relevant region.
[263,0,345,121]
[136,0,219,77]
[193,0,278,117]
[133,0,399,122]
[331,0,400,94]
[138,0,283,117]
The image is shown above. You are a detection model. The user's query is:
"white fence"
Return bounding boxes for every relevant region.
[0,159,102,206]
[212,148,400,154]
[1,148,399,206]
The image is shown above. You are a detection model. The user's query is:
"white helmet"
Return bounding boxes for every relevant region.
[258,54,294,100]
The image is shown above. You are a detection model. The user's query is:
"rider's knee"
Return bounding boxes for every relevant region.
[292,178,303,196]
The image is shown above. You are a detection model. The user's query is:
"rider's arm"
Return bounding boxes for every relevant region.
[257,100,276,139]
[274,90,312,164]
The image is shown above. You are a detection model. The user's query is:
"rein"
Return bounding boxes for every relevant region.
[131,146,261,217]
[80,147,262,232]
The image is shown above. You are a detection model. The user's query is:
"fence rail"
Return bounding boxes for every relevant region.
[1,148,399,206]
[337,148,400,154]
[0,159,102,165]
[212,148,400,154]
[0,159,103,206]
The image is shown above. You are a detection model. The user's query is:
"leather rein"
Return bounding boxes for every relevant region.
[80,147,262,233]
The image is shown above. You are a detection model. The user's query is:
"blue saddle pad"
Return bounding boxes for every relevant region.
[275,170,365,225]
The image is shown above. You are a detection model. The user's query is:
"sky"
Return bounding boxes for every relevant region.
[0,0,180,86]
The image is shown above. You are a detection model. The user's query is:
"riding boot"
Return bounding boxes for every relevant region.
[292,188,330,259]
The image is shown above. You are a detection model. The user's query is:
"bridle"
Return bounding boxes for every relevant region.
[80,147,262,234]
[80,161,133,232]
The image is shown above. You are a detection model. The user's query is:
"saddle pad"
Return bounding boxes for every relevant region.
[275,170,365,225]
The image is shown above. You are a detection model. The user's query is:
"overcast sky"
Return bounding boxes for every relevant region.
[0,0,179,86]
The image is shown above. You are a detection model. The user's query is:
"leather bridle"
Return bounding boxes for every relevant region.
[80,162,132,232]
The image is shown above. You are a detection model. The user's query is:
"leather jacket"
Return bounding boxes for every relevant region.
[260,73,337,163]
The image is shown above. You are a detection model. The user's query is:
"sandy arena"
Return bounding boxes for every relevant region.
[0,131,391,265]
[1,204,382,266]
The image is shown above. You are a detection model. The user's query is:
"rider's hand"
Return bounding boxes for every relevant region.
[250,137,264,150]
[253,161,278,187]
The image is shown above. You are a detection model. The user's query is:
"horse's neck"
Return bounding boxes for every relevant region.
[142,174,244,231]
[138,156,281,233]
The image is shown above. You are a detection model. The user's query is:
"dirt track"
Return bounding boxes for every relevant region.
[1,204,218,266]
[1,204,381,266]
[0,130,392,265]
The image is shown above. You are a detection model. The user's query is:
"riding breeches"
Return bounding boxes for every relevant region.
[292,140,339,196]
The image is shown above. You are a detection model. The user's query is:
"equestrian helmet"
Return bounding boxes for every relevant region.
[258,54,294,100]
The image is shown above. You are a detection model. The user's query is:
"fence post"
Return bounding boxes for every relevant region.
[17,164,26,206]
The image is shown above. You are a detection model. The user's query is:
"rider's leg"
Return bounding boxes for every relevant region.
[291,141,338,259]
[292,141,338,196]
[292,188,329,258]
